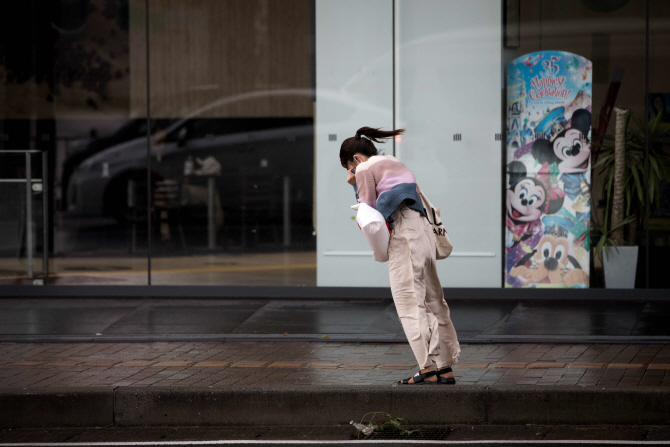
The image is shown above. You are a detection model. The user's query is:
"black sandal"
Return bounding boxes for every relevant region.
[398,369,438,385]
[436,367,456,385]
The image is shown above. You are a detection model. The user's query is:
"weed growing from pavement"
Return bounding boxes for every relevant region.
[351,412,418,438]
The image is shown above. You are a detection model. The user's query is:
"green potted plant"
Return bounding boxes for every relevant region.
[592,107,670,287]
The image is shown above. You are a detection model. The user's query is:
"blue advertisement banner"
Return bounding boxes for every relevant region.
[505,51,592,288]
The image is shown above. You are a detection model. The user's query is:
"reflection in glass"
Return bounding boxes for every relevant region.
[513,0,648,288]
[648,0,670,288]
[1,0,319,287]
[0,0,149,285]
[143,0,316,286]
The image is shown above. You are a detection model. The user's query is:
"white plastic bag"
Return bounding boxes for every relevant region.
[351,203,390,262]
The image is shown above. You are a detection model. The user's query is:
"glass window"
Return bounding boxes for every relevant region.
[648,0,670,288]
[503,0,667,289]
[144,0,316,286]
[0,0,149,285]
[2,0,667,291]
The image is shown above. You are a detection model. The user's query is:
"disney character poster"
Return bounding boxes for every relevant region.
[505,51,592,288]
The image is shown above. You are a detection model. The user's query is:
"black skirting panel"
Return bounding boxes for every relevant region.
[0,285,667,300]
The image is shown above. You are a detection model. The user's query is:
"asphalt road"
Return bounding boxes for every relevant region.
[1,425,669,446]
[1,441,670,447]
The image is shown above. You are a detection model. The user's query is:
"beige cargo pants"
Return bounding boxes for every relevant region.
[388,203,461,370]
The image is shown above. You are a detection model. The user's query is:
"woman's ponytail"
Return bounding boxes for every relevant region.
[340,126,405,167]
[355,126,404,143]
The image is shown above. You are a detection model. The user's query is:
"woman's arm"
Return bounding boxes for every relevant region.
[347,170,356,185]
[355,169,376,207]
[347,170,359,201]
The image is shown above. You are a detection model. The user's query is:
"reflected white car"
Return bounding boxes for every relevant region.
[66,89,391,224]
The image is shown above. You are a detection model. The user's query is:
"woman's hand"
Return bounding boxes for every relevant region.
[347,170,356,186]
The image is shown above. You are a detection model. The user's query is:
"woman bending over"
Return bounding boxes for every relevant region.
[341,126,460,385]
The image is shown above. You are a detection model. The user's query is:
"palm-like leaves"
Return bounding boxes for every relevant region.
[592,110,670,261]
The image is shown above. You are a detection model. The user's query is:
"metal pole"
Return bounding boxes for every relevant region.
[128,179,136,253]
[392,0,396,157]
[146,0,152,286]
[25,152,33,279]
[42,151,49,285]
[645,0,650,289]
[208,176,215,250]
[283,175,291,248]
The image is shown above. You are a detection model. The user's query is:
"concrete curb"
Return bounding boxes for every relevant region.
[487,386,670,425]
[0,387,113,428]
[114,386,487,427]
[2,386,669,429]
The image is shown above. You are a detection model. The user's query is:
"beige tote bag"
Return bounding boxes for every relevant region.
[418,189,453,260]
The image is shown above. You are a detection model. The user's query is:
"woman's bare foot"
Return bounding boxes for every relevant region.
[439,370,454,379]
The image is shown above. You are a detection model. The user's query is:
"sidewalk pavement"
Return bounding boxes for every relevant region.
[1,298,669,344]
[2,341,670,388]
[2,341,670,429]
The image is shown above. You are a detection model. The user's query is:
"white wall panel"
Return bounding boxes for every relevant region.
[316,0,502,287]
[315,0,393,286]
[396,0,502,287]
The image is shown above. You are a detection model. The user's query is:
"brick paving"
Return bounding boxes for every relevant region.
[0,342,669,388]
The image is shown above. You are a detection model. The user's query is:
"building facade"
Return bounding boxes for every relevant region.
[1,0,668,294]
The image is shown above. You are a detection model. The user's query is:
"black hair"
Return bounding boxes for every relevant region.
[339,126,404,168]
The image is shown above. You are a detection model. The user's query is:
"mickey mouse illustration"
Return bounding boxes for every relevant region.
[531,108,591,222]
[509,215,589,287]
[506,161,564,247]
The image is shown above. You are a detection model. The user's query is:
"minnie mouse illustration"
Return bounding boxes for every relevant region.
[531,108,591,221]
[506,161,564,247]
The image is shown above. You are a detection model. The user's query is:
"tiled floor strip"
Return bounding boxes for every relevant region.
[0,341,669,387]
